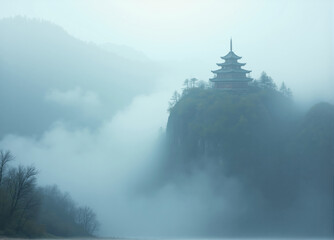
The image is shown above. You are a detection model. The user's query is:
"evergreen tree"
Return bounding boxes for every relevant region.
[190,78,198,88]
[280,82,293,98]
[183,79,189,89]
[168,91,181,112]
[259,72,277,90]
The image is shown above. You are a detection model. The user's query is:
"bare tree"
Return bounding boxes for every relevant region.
[76,206,99,235]
[15,187,41,232]
[6,165,38,218]
[0,150,14,186]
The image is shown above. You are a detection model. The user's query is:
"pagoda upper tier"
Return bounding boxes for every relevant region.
[210,39,252,89]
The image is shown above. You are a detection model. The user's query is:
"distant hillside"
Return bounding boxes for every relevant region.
[0,17,162,136]
[164,87,334,236]
[100,43,150,62]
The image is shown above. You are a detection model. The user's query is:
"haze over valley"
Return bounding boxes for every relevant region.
[0,0,333,238]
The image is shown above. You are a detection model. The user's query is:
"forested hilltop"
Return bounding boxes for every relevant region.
[0,152,99,237]
[164,75,334,236]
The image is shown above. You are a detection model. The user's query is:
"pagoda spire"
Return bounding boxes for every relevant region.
[230,38,232,51]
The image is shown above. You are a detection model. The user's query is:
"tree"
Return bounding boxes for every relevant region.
[0,151,100,237]
[197,80,209,89]
[14,187,40,234]
[0,152,40,233]
[76,206,99,235]
[280,82,287,91]
[280,82,293,98]
[285,88,293,98]
[168,91,181,112]
[183,79,190,89]
[37,185,100,237]
[0,150,14,186]
[259,72,277,90]
[249,79,259,87]
[190,78,198,88]
[6,166,38,223]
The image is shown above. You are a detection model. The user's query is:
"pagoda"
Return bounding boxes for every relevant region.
[210,39,252,89]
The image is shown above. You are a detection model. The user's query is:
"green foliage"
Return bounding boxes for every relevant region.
[167,87,294,160]
[291,102,334,186]
[168,91,181,112]
[165,87,334,218]
[279,82,293,98]
[166,73,294,172]
[258,71,277,90]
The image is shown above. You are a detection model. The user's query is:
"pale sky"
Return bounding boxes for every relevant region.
[0,0,333,102]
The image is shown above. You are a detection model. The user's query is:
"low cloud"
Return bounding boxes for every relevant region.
[1,88,248,237]
[1,90,171,236]
[45,87,102,115]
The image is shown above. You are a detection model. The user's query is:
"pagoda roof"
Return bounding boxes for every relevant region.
[221,51,242,60]
[210,77,253,82]
[217,62,246,67]
[212,68,251,74]
[209,39,253,84]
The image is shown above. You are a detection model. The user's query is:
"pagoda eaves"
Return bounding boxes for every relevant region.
[210,39,252,90]
[217,62,246,67]
[221,51,242,60]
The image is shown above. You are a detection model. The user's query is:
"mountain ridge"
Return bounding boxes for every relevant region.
[0,17,163,136]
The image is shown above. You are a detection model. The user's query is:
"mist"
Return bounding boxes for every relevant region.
[0,0,333,238]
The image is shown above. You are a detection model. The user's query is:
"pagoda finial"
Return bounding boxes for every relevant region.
[230,38,232,51]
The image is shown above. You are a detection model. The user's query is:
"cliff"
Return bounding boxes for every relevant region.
[164,87,334,236]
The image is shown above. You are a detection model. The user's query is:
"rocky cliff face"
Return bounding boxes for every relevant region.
[163,87,334,236]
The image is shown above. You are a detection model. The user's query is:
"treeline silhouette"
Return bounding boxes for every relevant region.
[0,151,99,237]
